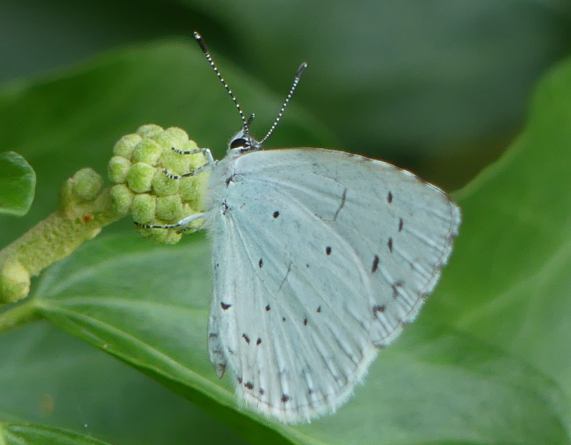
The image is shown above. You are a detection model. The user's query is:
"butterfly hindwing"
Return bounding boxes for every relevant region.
[207,148,460,423]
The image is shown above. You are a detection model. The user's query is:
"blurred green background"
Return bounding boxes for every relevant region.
[2,0,570,185]
[1,1,571,444]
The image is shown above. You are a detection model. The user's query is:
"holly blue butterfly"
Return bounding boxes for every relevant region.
[146,32,461,423]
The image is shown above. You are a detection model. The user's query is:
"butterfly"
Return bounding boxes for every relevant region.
[143,32,461,423]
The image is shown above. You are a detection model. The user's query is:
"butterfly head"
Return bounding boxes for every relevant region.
[228,113,261,153]
[228,128,261,153]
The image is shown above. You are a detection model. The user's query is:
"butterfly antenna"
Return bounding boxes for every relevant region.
[193,31,250,133]
[259,62,308,145]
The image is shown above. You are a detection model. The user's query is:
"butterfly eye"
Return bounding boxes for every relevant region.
[230,138,248,149]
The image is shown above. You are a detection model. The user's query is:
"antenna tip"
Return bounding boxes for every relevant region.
[193,31,208,53]
[296,62,309,77]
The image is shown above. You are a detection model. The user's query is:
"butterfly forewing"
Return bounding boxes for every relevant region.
[207,148,460,423]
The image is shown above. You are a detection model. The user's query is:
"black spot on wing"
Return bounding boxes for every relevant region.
[372,255,380,272]
[265,304,271,311]
[325,246,332,255]
[387,191,393,203]
[242,334,250,344]
[399,218,404,232]
[273,211,280,218]
[392,280,404,299]
[281,394,290,403]
[258,258,263,268]
[388,238,393,253]
[220,302,231,310]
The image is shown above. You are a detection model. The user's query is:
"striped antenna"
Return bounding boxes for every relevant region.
[259,62,308,145]
[193,31,250,134]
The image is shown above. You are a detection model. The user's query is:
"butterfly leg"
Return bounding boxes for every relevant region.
[171,146,215,164]
[135,212,206,232]
[163,147,215,179]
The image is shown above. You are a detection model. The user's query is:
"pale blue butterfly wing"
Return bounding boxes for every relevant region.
[206,148,460,423]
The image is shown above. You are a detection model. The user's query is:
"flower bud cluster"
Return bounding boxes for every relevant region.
[108,124,209,244]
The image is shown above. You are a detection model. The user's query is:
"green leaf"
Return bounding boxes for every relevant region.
[0,151,35,216]
[25,234,570,444]
[0,422,109,445]
[0,322,249,445]
[428,57,571,408]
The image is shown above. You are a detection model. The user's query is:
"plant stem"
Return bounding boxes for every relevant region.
[0,168,122,304]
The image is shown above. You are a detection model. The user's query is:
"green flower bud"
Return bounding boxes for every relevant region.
[110,184,133,216]
[156,195,183,222]
[152,169,179,196]
[161,229,182,245]
[153,127,189,151]
[127,162,155,193]
[114,124,210,245]
[160,145,191,175]
[113,133,142,159]
[179,176,199,202]
[139,226,182,245]
[131,194,156,224]
[108,156,131,184]
[137,124,163,138]
[0,259,30,304]
[179,174,209,210]
[71,168,103,202]
[132,138,162,166]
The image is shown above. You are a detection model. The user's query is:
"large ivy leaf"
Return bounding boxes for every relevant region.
[0,151,35,216]
[0,322,248,445]
[0,422,109,445]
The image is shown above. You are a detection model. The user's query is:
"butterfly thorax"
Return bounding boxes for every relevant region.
[204,146,247,221]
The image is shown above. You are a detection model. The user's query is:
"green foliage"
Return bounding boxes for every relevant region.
[0,421,109,445]
[1,30,571,445]
[0,322,248,445]
[430,58,571,407]
[0,151,35,216]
